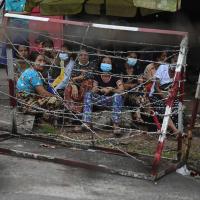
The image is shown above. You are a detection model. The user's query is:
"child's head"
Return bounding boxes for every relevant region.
[16,44,29,59]
[30,51,46,72]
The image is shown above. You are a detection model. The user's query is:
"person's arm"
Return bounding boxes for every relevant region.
[30,70,53,97]
[72,74,84,82]
[155,78,165,99]
[113,79,124,93]
[91,80,99,93]
[35,85,53,97]
[124,83,137,90]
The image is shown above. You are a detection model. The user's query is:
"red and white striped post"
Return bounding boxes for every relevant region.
[4,13,188,36]
[151,36,188,176]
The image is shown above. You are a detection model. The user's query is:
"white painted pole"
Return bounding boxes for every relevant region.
[195,73,200,99]
[6,46,17,134]
[178,39,188,132]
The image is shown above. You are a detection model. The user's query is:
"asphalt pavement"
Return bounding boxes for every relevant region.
[0,153,200,200]
[0,133,200,200]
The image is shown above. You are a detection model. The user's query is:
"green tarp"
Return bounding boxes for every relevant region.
[24,0,181,17]
[106,0,137,17]
[134,0,181,12]
[40,0,84,15]
[85,0,104,15]
[25,0,84,15]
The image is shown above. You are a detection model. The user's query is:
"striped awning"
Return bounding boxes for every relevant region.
[25,0,182,17]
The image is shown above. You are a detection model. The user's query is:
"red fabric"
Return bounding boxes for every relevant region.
[145,82,153,93]
[64,80,93,113]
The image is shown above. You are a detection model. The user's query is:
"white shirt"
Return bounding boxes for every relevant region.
[155,64,173,85]
[149,64,172,96]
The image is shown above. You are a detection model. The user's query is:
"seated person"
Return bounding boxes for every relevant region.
[40,38,56,92]
[42,39,56,66]
[16,51,61,113]
[123,54,145,121]
[126,51,142,75]
[144,51,167,92]
[51,43,74,89]
[33,33,49,53]
[83,56,124,135]
[149,55,180,134]
[14,43,29,80]
[62,48,97,113]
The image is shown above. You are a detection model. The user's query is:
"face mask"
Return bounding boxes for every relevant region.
[127,58,137,66]
[100,63,112,72]
[59,52,69,61]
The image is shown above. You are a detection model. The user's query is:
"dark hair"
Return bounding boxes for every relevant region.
[151,47,169,62]
[29,51,43,62]
[127,51,139,58]
[79,47,88,53]
[42,39,54,48]
[62,42,70,50]
[14,42,29,58]
[35,34,48,44]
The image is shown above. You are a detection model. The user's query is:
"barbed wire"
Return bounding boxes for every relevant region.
[0,20,187,164]
[0,40,180,68]
[0,89,182,134]
[0,80,184,117]
[0,39,180,55]
[0,90,160,134]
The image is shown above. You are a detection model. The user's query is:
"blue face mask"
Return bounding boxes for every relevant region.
[100,63,112,72]
[59,52,69,61]
[127,58,137,66]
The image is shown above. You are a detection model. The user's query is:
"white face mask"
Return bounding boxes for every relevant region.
[127,57,137,66]
[59,52,69,61]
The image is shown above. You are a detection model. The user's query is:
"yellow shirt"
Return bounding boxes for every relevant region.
[52,61,65,88]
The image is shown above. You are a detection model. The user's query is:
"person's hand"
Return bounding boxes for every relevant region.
[71,84,79,99]
[138,77,144,84]
[92,87,99,93]
[100,87,113,95]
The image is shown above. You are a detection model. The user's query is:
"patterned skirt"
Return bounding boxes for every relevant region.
[64,79,93,113]
[16,92,62,114]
